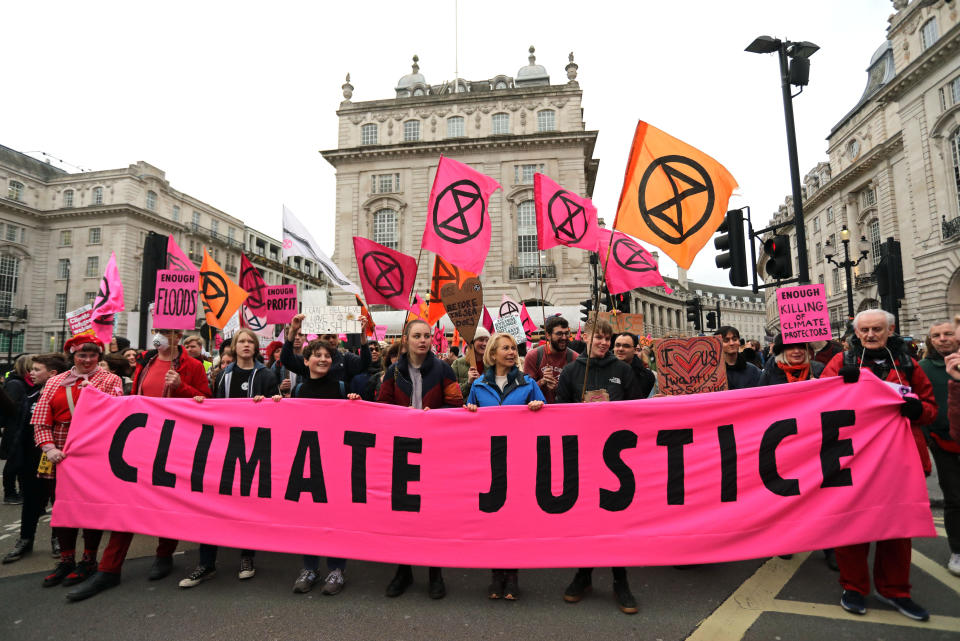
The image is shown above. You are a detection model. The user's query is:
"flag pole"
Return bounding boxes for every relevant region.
[579,230,616,402]
[536,249,547,338]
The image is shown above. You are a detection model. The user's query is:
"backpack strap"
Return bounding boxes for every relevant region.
[339,380,345,397]
[535,346,545,371]
[293,382,303,398]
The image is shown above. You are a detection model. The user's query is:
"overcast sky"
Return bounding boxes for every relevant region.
[3,0,895,287]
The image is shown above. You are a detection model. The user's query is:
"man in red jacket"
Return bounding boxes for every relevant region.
[67,328,212,601]
[821,309,937,622]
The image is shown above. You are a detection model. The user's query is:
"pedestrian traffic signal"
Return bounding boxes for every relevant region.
[614,293,631,314]
[580,298,594,323]
[714,209,748,287]
[763,235,793,280]
[685,297,702,331]
[706,311,717,330]
[875,238,904,316]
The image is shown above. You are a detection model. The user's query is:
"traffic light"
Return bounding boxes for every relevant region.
[600,284,612,311]
[875,238,904,315]
[615,293,631,314]
[685,297,702,331]
[580,298,594,323]
[763,235,793,280]
[706,311,717,330]
[714,209,748,287]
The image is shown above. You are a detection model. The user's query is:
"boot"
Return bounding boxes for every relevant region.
[2,538,33,564]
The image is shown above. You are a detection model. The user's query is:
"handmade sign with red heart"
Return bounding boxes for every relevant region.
[653,335,727,395]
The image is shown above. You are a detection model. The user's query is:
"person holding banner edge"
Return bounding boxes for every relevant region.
[280,313,372,389]
[179,328,280,589]
[822,309,937,622]
[464,332,546,600]
[32,335,123,588]
[67,327,212,602]
[377,318,463,599]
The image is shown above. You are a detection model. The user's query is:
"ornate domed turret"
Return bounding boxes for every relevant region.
[396,55,429,97]
[515,46,549,87]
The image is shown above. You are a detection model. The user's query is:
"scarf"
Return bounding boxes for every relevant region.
[777,361,810,384]
[60,367,94,388]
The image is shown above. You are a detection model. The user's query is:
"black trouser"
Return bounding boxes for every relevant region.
[18,447,52,541]
[577,567,627,581]
[930,443,960,553]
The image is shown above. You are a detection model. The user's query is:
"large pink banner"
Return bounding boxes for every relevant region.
[53,372,934,568]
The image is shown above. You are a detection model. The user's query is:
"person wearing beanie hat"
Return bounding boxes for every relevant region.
[31,333,123,588]
[451,327,490,397]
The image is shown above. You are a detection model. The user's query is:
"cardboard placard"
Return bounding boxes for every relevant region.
[776,284,830,342]
[301,292,362,335]
[153,270,199,330]
[589,311,645,335]
[654,336,727,395]
[493,314,526,345]
[65,305,94,337]
[440,277,483,344]
[265,285,298,324]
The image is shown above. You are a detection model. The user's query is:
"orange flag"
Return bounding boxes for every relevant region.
[613,121,737,269]
[354,295,375,338]
[200,248,248,329]
[428,254,476,326]
[406,293,429,324]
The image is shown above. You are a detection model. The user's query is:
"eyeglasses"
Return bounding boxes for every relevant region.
[551,331,571,338]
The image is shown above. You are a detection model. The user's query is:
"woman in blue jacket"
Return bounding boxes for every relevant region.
[465,332,545,601]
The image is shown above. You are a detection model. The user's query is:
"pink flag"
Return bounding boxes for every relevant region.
[90,252,124,345]
[239,254,270,333]
[597,228,673,295]
[422,156,502,274]
[482,306,495,333]
[353,237,417,310]
[166,235,194,271]
[520,304,538,337]
[533,173,599,251]
[575,323,582,341]
[432,325,448,354]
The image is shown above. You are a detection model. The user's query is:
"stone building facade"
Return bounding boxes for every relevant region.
[0,144,325,355]
[322,49,599,308]
[761,0,960,337]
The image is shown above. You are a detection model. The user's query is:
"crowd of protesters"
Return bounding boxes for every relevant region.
[0,309,957,622]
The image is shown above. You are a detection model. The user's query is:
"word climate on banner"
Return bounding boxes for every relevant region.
[265,285,297,324]
[654,336,727,395]
[776,284,830,342]
[55,374,934,568]
[440,277,483,343]
[153,270,199,329]
[301,293,362,334]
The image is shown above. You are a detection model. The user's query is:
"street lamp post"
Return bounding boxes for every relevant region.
[825,225,870,319]
[60,259,70,350]
[746,36,820,286]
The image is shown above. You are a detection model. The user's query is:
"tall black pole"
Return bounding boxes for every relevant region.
[60,261,70,350]
[778,42,810,285]
[842,239,855,320]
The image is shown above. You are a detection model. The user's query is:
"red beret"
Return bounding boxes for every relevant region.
[64,334,105,354]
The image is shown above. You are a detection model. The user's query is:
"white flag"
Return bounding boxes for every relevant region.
[282,205,360,296]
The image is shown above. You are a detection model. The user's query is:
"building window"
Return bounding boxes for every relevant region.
[812,216,820,232]
[447,116,465,138]
[228,227,235,244]
[868,219,881,267]
[93,186,103,205]
[413,88,425,96]
[832,268,842,295]
[0,256,20,316]
[85,256,99,277]
[403,120,420,142]
[815,242,822,262]
[373,209,398,250]
[146,190,157,211]
[63,190,74,208]
[361,124,378,145]
[57,259,70,280]
[84,291,97,306]
[537,110,556,132]
[951,127,960,215]
[5,224,19,242]
[514,163,543,185]
[950,76,960,106]
[59,230,72,246]
[89,227,101,244]
[826,206,834,223]
[517,200,542,267]
[8,181,24,201]
[860,187,876,209]
[494,80,508,90]
[211,219,219,238]
[827,233,836,253]
[55,293,67,319]
[492,113,510,135]
[192,211,201,231]
[372,173,400,194]
[921,18,938,50]
[0,331,24,354]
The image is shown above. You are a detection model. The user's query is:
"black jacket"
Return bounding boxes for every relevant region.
[725,354,762,390]
[213,361,279,399]
[556,352,639,403]
[280,339,370,387]
[625,357,656,398]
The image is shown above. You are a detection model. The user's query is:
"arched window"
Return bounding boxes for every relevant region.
[447,116,465,138]
[146,190,157,211]
[517,201,542,267]
[492,113,510,135]
[63,190,74,208]
[373,209,398,250]
[7,181,23,201]
[413,88,425,96]
[921,18,938,50]
[494,80,508,90]
[361,123,378,145]
[537,110,556,132]
[404,120,420,142]
[951,127,960,215]
[92,186,103,205]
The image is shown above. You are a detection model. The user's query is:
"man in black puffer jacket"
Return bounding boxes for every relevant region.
[714,325,761,390]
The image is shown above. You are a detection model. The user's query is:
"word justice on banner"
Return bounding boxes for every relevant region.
[54,374,933,569]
